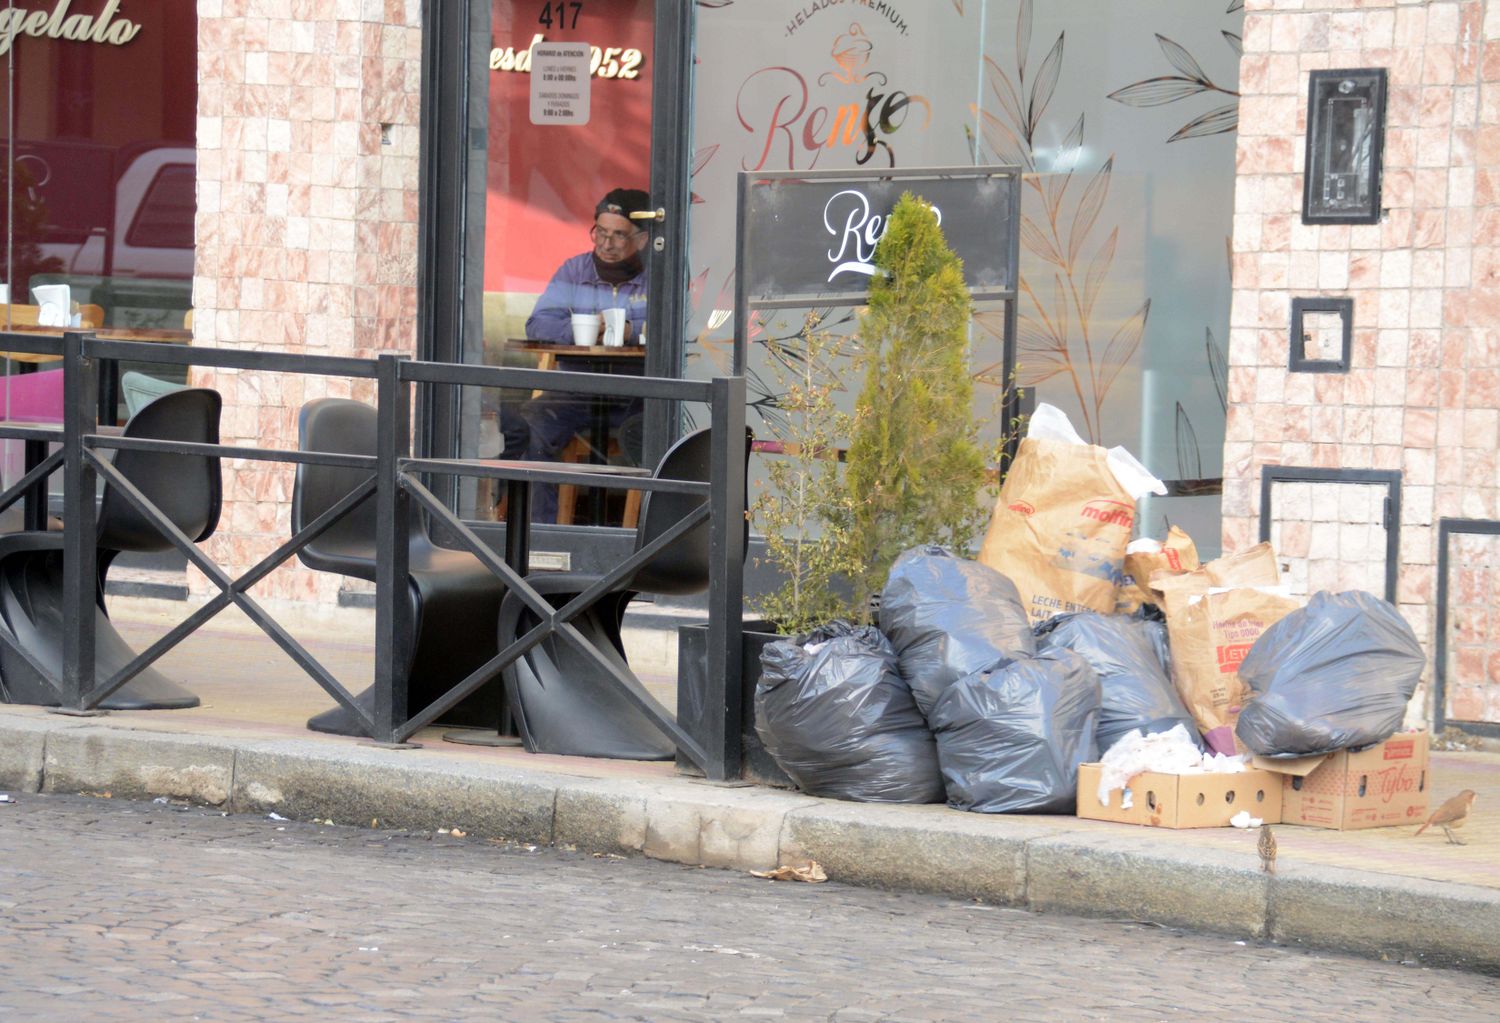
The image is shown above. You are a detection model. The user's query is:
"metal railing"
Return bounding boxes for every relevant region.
[0,330,749,780]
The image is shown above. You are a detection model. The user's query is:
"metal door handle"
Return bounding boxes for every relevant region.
[629,208,666,223]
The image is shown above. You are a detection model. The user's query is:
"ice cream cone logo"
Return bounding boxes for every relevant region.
[828,23,872,84]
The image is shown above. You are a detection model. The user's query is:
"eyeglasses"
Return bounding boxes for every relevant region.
[591,225,644,245]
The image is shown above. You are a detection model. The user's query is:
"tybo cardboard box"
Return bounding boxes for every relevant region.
[1259,732,1430,830]
[1076,764,1283,829]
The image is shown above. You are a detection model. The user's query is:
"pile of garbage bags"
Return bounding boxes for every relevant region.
[754,408,1424,813]
[756,621,944,803]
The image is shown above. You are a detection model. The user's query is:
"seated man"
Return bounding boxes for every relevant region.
[524,187,649,344]
[509,188,650,522]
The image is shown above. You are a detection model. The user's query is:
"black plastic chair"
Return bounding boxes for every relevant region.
[0,387,222,709]
[496,426,749,760]
[293,398,507,735]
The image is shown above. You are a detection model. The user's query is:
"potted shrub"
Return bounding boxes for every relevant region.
[684,192,994,783]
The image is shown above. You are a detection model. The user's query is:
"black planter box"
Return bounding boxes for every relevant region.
[677,621,793,787]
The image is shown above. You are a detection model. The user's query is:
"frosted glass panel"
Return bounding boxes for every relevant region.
[687,1,1240,547]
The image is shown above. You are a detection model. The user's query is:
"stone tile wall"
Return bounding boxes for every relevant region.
[192,0,422,602]
[1225,0,1499,726]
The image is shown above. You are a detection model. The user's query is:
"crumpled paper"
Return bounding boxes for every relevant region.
[750,860,828,883]
[1095,724,1248,806]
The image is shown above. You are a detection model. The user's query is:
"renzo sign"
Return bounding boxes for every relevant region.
[737,166,1019,309]
[0,1,143,56]
[732,165,1021,380]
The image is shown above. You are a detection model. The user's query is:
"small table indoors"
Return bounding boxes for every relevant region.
[501,340,647,525]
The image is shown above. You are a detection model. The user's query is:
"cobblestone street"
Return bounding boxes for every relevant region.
[0,793,1496,1022]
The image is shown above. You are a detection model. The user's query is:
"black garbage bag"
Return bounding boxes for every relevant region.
[927,649,1101,813]
[755,621,945,803]
[880,546,1035,719]
[1035,612,1202,756]
[1235,590,1424,757]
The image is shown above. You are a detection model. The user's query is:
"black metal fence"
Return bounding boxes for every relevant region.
[0,330,749,780]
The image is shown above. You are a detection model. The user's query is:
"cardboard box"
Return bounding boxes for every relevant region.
[1076,763,1283,829]
[1262,732,1429,831]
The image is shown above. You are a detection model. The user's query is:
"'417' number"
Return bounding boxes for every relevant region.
[538,2,582,29]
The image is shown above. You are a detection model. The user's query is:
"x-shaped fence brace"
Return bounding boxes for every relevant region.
[67,436,715,768]
[0,335,745,778]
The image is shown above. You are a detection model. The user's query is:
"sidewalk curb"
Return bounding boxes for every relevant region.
[2,712,1496,975]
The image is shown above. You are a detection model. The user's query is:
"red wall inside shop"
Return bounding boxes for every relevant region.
[485,1,654,295]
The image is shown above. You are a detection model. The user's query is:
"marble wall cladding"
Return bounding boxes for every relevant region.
[1444,530,1500,724]
[192,2,421,602]
[1229,0,1499,726]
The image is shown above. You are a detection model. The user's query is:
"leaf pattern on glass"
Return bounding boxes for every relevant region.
[1043,114,1086,221]
[983,56,1028,140]
[1175,401,1202,480]
[1207,327,1229,413]
[1098,299,1149,400]
[1226,0,1244,12]
[1067,156,1112,266]
[1108,32,1240,143]
[973,3,1141,441]
[974,107,1033,170]
[1081,227,1117,324]
[1157,35,1209,84]
[1168,103,1239,142]
[1020,214,1065,267]
[689,144,719,205]
[1027,34,1065,138]
[1108,78,1214,107]
[1016,0,1032,80]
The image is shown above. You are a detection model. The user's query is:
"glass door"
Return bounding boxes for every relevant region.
[434,0,692,538]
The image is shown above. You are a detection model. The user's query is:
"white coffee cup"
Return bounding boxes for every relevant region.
[601,307,626,347]
[571,312,601,346]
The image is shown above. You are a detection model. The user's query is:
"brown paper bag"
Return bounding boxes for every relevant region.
[1115,525,1200,614]
[1155,544,1298,754]
[1150,541,1281,612]
[978,436,1136,625]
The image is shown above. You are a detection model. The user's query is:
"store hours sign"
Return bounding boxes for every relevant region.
[737,166,1020,310]
[529,42,591,125]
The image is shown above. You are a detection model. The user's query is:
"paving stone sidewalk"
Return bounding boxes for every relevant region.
[5,792,1498,1023]
[0,598,1494,975]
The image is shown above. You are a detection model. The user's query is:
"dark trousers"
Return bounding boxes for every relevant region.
[502,394,642,522]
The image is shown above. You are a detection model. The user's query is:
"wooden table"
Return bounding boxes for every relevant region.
[509,340,647,373]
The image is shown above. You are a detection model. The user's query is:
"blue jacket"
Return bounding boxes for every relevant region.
[525,253,648,344]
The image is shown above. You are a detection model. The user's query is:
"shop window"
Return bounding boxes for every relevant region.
[688,1,1242,558]
[0,1,196,333]
[457,0,656,528]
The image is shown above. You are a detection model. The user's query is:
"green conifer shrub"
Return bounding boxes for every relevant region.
[751,193,991,630]
[843,192,987,618]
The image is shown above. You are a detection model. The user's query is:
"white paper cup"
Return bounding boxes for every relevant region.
[32,284,70,327]
[571,312,601,346]
[601,307,626,347]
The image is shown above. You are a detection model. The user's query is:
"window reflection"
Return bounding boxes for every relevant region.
[0,2,196,501]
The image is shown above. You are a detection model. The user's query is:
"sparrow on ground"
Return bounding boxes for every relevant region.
[1258,825,1276,874]
[1415,790,1477,845]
